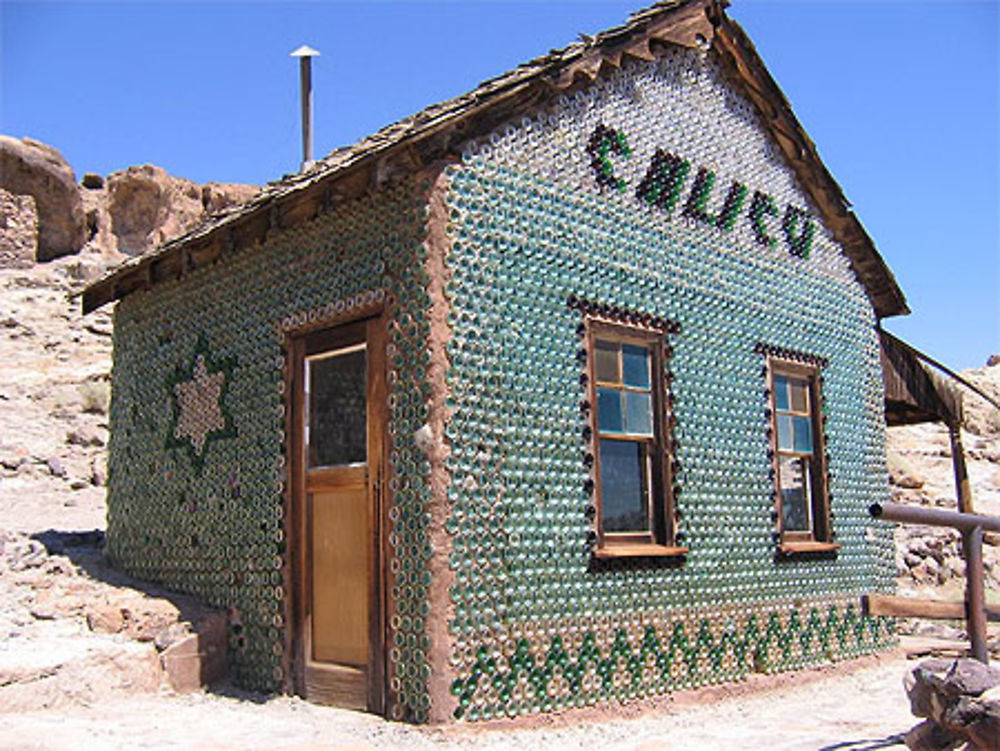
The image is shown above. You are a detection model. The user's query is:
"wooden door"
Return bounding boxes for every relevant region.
[290,317,385,713]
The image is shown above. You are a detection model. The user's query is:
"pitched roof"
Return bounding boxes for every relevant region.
[82,0,908,318]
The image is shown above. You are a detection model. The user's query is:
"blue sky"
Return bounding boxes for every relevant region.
[2,1,997,370]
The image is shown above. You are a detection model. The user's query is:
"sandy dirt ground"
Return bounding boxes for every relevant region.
[0,653,915,751]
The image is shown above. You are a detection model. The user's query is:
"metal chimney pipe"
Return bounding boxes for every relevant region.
[290,45,320,171]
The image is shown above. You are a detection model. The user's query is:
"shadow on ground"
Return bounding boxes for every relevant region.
[818,733,907,750]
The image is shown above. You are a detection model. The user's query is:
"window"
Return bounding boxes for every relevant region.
[766,357,837,553]
[585,316,684,558]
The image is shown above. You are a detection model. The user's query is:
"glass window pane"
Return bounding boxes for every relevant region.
[625,391,653,436]
[599,439,649,533]
[776,414,794,452]
[622,344,650,389]
[773,374,789,411]
[308,346,366,467]
[594,339,619,383]
[597,387,623,433]
[793,416,813,453]
[779,455,812,532]
[789,378,809,413]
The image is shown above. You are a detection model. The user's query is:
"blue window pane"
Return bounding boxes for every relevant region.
[773,374,789,411]
[599,439,649,533]
[622,344,650,388]
[598,387,623,433]
[777,414,794,451]
[793,416,813,453]
[625,391,653,436]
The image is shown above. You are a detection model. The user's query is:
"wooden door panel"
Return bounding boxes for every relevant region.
[309,480,369,665]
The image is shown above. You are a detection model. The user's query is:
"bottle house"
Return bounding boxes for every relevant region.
[83,1,908,722]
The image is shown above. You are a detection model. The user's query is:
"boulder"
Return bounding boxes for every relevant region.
[987,355,1000,368]
[201,182,258,215]
[106,164,204,255]
[0,188,38,268]
[65,425,105,447]
[905,658,1000,750]
[0,135,86,260]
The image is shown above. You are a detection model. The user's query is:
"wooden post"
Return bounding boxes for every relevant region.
[964,525,988,664]
[949,422,975,514]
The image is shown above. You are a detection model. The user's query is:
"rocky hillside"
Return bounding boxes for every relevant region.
[885,364,1000,653]
[0,136,252,708]
[0,135,257,273]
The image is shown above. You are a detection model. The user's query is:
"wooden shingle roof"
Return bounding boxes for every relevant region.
[83,0,908,319]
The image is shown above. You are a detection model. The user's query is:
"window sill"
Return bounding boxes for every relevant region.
[594,544,689,559]
[778,540,841,555]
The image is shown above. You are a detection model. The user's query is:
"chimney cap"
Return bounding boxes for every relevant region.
[290,45,321,58]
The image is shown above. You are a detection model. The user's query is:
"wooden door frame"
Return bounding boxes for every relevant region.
[285,309,388,715]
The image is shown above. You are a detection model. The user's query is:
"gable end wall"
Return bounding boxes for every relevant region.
[440,48,895,721]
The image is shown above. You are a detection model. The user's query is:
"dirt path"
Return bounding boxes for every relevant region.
[0,654,914,751]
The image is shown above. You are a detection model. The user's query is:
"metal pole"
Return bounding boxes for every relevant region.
[870,502,1000,534]
[290,45,320,171]
[964,525,989,664]
[300,57,312,168]
[869,502,997,664]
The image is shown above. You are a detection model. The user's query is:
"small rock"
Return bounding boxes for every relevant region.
[81,173,104,189]
[46,456,65,477]
[69,478,88,490]
[66,425,105,447]
[912,557,940,583]
[91,456,107,486]
[8,538,47,570]
[0,454,24,470]
[154,622,192,651]
[29,589,60,620]
[86,602,127,634]
[887,449,925,489]
[987,354,1000,368]
[945,557,966,580]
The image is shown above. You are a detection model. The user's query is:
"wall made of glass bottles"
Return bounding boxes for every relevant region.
[441,47,895,721]
[108,180,436,719]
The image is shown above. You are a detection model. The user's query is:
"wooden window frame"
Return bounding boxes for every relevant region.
[585,316,686,559]
[765,357,839,555]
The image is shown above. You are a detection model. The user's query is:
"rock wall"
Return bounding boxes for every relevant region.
[0,189,38,268]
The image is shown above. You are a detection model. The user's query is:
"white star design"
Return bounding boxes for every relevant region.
[173,355,226,456]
